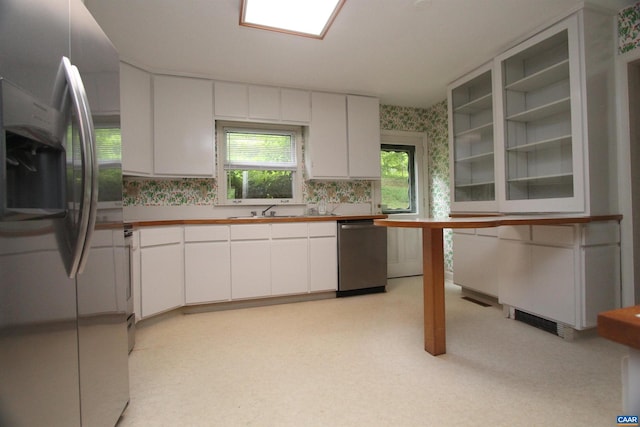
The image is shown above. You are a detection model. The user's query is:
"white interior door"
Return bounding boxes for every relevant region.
[376,131,428,278]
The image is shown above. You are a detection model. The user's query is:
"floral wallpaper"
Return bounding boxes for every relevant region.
[124,177,374,206]
[619,1,640,53]
[304,180,371,204]
[123,178,217,206]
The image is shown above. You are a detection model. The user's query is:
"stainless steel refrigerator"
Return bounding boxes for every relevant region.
[0,0,130,425]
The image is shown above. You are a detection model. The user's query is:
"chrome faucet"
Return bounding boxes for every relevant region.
[261,204,276,216]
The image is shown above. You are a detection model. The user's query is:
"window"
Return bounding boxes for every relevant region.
[217,122,303,204]
[380,144,416,214]
[94,125,123,203]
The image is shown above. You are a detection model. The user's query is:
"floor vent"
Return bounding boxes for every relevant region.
[461,296,491,307]
[514,309,559,336]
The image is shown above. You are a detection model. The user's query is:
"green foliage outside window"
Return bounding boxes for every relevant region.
[381,145,415,212]
[226,170,293,199]
[95,127,123,202]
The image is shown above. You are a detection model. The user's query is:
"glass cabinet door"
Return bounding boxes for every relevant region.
[448,65,497,212]
[495,15,584,213]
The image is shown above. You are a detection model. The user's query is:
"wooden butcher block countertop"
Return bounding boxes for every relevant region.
[128,214,387,228]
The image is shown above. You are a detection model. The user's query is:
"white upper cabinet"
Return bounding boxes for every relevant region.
[153,75,215,176]
[494,9,615,214]
[214,81,249,119]
[248,85,280,120]
[281,88,311,123]
[306,92,380,180]
[449,7,615,214]
[347,95,381,179]
[120,63,153,175]
[307,92,349,179]
[448,63,497,212]
[214,82,311,123]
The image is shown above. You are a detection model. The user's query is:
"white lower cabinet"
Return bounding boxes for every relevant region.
[309,222,338,292]
[184,225,231,304]
[497,222,620,329]
[231,240,271,299]
[271,239,308,295]
[452,228,499,297]
[230,224,271,299]
[139,227,184,318]
[229,222,337,299]
[271,223,309,296]
[499,239,575,325]
[135,221,338,316]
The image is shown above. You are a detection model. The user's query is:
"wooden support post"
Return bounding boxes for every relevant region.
[422,227,446,355]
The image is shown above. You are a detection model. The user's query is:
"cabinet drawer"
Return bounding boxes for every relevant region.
[230,224,271,240]
[309,221,337,237]
[532,225,575,246]
[582,222,620,245]
[140,227,183,247]
[498,225,530,241]
[184,225,230,242]
[271,223,308,239]
[453,228,476,235]
[477,227,498,237]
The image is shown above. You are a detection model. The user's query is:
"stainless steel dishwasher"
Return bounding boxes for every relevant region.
[337,219,387,296]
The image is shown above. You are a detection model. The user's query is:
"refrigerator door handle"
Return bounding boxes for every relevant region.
[54,56,98,278]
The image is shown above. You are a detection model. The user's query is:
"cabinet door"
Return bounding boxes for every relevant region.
[281,88,310,123]
[498,240,575,326]
[154,75,214,176]
[140,243,184,317]
[230,240,271,299]
[452,232,498,297]
[307,92,348,179]
[309,236,338,292]
[214,81,248,118]
[271,238,308,295]
[185,242,231,304]
[347,95,381,178]
[448,63,497,212]
[120,63,153,175]
[249,85,280,120]
[495,15,584,213]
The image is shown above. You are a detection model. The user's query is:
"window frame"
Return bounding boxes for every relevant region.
[216,121,303,205]
[380,143,417,215]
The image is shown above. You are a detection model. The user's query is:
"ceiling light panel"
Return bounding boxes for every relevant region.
[241,0,345,39]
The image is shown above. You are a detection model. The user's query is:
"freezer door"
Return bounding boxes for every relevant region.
[71,2,130,426]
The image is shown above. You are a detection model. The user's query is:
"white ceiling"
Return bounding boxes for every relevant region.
[85,0,635,109]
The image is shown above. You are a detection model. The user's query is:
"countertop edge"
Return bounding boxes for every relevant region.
[598,305,640,350]
[128,214,387,228]
[373,214,622,229]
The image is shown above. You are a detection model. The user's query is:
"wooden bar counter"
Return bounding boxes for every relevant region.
[374,214,622,356]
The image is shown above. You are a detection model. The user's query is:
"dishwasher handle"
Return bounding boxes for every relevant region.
[340,222,377,230]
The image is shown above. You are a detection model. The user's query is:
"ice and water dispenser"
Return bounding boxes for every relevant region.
[1,78,66,220]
